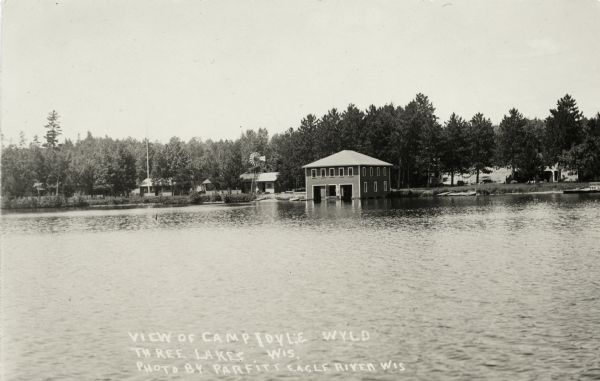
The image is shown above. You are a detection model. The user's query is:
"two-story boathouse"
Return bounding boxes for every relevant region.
[303,150,393,201]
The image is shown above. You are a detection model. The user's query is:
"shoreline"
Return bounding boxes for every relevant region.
[389,182,591,198]
[0,200,256,214]
[2,183,595,213]
[0,193,256,212]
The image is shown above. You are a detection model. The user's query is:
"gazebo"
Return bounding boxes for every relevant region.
[33,182,46,196]
[200,179,215,193]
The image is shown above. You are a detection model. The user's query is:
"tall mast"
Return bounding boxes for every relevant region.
[146,139,150,194]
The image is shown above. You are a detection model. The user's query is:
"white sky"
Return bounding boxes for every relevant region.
[1,0,599,144]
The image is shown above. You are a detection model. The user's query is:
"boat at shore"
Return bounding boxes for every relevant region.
[563,182,600,194]
[437,191,477,197]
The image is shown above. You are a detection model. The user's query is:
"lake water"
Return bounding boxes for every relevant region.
[2,194,600,381]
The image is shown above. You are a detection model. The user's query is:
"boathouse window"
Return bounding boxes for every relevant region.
[321,168,326,177]
[362,167,366,176]
[348,167,354,176]
[383,167,387,176]
[329,168,335,177]
[377,167,380,176]
[311,169,316,178]
[364,182,368,192]
[370,167,373,176]
[374,181,377,192]
[339,167,344,176]
[384,181,388,191]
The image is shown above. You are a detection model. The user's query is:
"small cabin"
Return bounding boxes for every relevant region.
[239,172,280,194]
[134,177,173,196]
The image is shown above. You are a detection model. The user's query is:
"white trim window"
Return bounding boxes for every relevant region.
[329,168,335,177]
[363,182,368,193]
[377,167,380,176]
[370,167,373,176]
[362,167,366,176]
[339,167,344,176]
[311,169,316,178]
[321,168,326,177]
[383,167,387,176]
[374,181,377,192]
[348,167,354,176]
[384,181,388,191]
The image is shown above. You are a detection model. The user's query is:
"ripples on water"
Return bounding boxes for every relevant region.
[1,194,600,381]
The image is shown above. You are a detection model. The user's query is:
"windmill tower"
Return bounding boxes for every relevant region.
[248,152,266,195]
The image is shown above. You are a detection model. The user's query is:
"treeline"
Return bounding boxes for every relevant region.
[2,94,599,198]
[1,112,262,198]
[270,93,599,190]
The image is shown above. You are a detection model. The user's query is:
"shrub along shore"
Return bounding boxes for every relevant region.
[390,182,589,197]
[1,192,256,210]
[2,182,592,210]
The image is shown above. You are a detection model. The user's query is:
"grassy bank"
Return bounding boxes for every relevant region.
[391,182,590,197]
[1,192,256,210]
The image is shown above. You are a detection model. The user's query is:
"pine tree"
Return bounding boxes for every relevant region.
[441,113,470,185]
[42,110,64,194]
[43,110,62,149]
[468,113,495,183]
[18,131,26,147]
[544,94,583,164]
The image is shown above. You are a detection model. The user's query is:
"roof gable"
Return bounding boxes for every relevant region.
[239,172,280,182]
[139,177,173,186]
[302,150,393,168]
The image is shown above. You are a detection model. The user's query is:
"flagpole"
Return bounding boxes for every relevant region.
[145,125,151,196]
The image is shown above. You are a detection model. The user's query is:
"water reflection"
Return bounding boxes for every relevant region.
[2,194,599,237]
[1,194,600,380]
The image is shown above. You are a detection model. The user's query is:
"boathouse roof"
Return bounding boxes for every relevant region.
[302,150,393,168]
